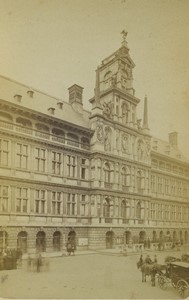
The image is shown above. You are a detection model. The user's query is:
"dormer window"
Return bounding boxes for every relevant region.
[14,94,22,102]
[48,107,55,115]
[27,90,34,98]
[57,102,63,109]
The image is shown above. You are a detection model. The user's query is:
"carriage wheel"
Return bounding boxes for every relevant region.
[158,276,168,290]
[177,280,189,298]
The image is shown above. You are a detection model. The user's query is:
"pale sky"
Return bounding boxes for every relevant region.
[0,0,189,157]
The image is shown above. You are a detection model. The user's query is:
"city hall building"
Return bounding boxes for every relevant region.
[0,34,189,254]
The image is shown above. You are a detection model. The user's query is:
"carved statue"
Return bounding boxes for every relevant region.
[122,134,129,153]
[96,125,104,143]
[137,140,144,161]
[103,101,113,119]
[104,128,112,151]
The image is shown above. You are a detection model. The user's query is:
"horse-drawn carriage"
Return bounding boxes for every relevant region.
[158,261,189,298]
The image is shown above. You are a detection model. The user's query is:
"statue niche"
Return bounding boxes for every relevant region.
[137,139,145,161]
[103,101,113,119]
[104,127,112,152]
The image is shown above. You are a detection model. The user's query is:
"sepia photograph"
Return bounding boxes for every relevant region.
[0,0,189,299]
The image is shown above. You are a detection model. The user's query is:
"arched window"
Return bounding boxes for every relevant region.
[103,197,112,218]
[136,202,141,219]
[104,162,111,183]
[16,117,32,128]
[0,112,13,129]
[122,102,129,123]
[52,128,65,143]
[137,170,143,191]
[53,231,61,251]
[121,200,126,218]
[67,133,79,147]
[35,123,49,132]
[121,167,130,186]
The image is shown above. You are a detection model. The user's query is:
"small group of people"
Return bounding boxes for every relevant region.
[0,248,22,270]
[27,252,49,272]
[138,254,158,266]
[66,239,76,256]
[137,254,158,268]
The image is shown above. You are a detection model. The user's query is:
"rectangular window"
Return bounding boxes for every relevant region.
[0,139,9,166]
[35,148,46,172]
[81,158,88,179]
[67,155,76,178]
[171,180,176,195]
[157,177,163,193]
[151,175,156,192]
[16,187,28,213]
[150,203,156,220]
[52,151,62,175]
[51,191,61,215]
[16,143,29,169]
[80,195,86,216]
[0,185,9,212]
[67,193,76,216]
[165,179,169,195]
[35,189,46,214]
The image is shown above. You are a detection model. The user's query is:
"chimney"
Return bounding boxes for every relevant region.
[48,107,55,115]
[68,84,83,106]
[14,94,22,102]
[27,90,34,98]
[169,132,178,148]
[57,101,64,109]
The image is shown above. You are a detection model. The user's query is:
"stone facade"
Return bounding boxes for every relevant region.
[0,35,189,254]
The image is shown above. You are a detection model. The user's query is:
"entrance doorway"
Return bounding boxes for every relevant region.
[68,230,76,249]
[17,231,27,253]
[53,231,61,251]
[139,231,146,244]
[106,231,114,249]
[125,231,131,244]
[36,231,46,252]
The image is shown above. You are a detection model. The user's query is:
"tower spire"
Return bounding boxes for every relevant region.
[94,67,101,108]
[143,95,150,133]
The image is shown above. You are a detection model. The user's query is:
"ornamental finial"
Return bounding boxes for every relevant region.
[121,30,128,42]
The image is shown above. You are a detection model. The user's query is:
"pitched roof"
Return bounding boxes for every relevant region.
[0,75,91,129]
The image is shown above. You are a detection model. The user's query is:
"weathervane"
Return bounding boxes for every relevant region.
[121,30,128,42]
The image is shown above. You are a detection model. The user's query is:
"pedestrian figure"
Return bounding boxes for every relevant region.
[137,254,143,269]
[154,255,158,263]
[66,239,72,256]
[27,254,32,271]
[151,266,156,286]
[145,255,152,264]
[36,252,42,272]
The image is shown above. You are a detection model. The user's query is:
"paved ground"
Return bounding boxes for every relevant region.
[0,249,186,299]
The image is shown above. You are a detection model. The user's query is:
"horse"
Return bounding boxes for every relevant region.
[140,263,166,285]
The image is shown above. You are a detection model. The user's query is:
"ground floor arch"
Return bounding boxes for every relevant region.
[152,230,157,242]
[17,231,27,253]
[53,231,61,251]
[0,231,8,251]
[106,231,114,249]
[185,231,189,243]
[124,231,131,244]
[139,231,146,243]
[36,231,46,252]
